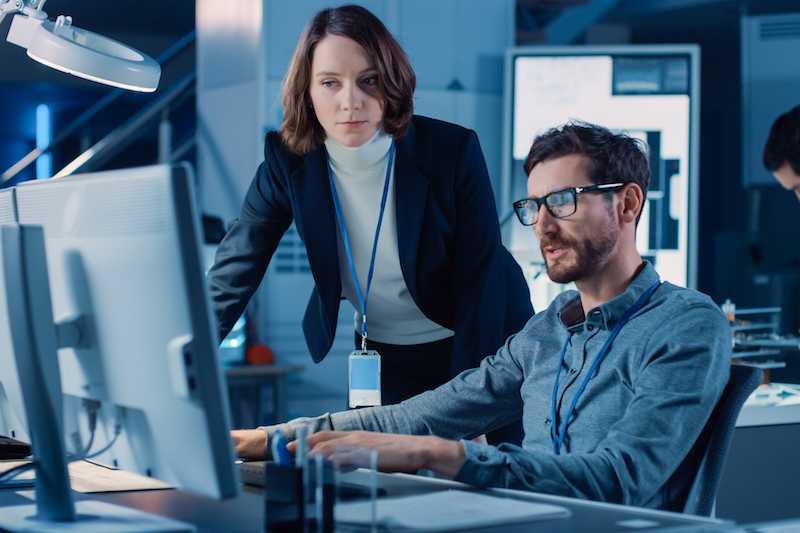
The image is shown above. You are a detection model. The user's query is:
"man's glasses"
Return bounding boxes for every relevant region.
[513,183,625,226]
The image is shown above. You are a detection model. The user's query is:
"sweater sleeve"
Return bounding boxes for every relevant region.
[257,332,527,459]
[207,134,294,340]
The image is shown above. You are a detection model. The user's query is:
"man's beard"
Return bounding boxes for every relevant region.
[541,220,618,284]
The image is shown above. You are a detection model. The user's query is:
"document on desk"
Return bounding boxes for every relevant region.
[335,489,570,531]
[0,460,174,493]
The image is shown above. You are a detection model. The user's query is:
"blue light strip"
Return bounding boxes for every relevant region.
[35,104,52,180]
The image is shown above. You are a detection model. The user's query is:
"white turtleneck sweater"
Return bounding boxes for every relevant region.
[325,130,454,345]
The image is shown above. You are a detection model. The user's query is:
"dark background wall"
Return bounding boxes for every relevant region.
[1,0,799,332]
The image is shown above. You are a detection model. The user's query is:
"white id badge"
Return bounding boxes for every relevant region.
[348,351,381,408]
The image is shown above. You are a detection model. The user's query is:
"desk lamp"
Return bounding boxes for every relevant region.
[0,0,161,92]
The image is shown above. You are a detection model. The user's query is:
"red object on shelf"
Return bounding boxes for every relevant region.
[245,344,274,365]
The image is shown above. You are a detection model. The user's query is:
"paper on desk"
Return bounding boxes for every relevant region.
[0,460,174,493]
[335,489,570,531]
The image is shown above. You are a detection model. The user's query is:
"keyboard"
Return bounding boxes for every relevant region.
[238,461,385,499]
[238,460,271,487]
[0,435,31,460]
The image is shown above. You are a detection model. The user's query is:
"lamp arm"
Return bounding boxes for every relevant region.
[0,0,21,26]
[0,0,46,26]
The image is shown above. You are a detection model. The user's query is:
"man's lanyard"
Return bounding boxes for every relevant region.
[551,279,661,455]
[325,141,395,353]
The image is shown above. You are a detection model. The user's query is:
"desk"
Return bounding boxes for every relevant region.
[715,385,800,524]
[735,383,800,427]
[337,471,732,533]
[224,364,304,428]
[0,471,732,533]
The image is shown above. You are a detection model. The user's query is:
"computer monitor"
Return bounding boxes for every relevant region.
[501,45,700,311]
[0,164,238,532]
[0,187,30,444]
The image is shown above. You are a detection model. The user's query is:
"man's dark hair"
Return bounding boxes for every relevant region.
[524,121,651,223]
[763,105,800,175]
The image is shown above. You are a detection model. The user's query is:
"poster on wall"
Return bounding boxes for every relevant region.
[502,45,700,311]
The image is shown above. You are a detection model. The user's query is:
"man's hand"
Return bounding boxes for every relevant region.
[231,429,267,460]
[286,431,466,478]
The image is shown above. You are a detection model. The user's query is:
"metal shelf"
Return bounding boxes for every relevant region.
[733,337,800,349]
[732,349,782,359]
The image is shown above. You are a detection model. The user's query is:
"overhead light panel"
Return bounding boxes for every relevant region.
[1,0,161,92]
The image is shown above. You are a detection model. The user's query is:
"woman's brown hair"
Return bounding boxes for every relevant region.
[279,5,416,155]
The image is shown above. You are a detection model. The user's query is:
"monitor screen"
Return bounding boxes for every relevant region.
[501,45,700,311]
[11,163,238,499]
[0,187,30,444]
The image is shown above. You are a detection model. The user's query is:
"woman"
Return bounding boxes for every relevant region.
[209,5,532,413]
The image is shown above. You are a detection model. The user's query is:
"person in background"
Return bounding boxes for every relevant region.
[207,5,532,441]
[231,122,732,511]
[763,104,800,202]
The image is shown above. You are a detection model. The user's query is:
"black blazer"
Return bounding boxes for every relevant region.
[209,116,533,376]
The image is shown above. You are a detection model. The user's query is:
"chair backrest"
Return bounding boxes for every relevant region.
[681,363,763,516]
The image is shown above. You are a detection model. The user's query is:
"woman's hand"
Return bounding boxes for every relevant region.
[231,429,267,460]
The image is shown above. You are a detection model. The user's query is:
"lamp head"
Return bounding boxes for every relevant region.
[2,1,161,92]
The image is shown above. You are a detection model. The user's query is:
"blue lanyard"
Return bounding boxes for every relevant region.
[551,279,661,455]
[326,141,395,353]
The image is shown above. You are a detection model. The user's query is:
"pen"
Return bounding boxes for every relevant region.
[295,426,307,468]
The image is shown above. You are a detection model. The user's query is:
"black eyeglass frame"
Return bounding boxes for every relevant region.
[513,182,626,226]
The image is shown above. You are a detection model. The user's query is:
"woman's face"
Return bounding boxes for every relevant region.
[309,34,386,148]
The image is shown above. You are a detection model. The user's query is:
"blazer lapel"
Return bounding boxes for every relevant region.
[394,122,429,297]
[292,147,341,309]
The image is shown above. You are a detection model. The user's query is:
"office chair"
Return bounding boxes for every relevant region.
[680,363,763,517]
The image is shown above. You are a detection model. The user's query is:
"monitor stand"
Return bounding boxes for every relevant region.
[0,501,194,533]
[0,224,195,533]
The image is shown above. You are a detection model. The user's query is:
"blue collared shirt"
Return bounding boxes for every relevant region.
[269,262,732,510]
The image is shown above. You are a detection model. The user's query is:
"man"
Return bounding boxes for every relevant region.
[763,105,800,202]
[232,122,731,511]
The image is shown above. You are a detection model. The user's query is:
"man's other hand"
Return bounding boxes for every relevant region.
[231,429,267,460]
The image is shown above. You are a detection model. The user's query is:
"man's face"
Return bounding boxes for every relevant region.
[528,154,619,284]
[772,160,800,203]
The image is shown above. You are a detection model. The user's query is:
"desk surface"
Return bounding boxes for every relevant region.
[1,470,731,533]
[737,383,800,427]
[340,471,731,533]
[224,364,305,379]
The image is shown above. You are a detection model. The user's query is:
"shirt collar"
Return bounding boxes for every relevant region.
[557,261,660,331]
